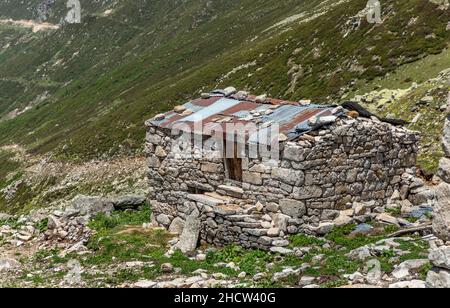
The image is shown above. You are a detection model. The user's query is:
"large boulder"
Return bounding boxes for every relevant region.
[111,195,146,210]
[433,183,450,241]
[71,195,114,218]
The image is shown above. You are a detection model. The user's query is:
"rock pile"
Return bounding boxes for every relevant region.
[0,194,146,251]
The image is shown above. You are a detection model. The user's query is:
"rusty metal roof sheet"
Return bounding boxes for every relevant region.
[147,92,342,142]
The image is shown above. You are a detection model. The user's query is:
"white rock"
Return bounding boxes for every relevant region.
[376,213,399,226]
[426,268,450,288]
[270,247,293,255]
[134,280,157,288]
[299,276,316,287]
[389,280,426,288]
[428,246,450,269]
[0,258,20,272]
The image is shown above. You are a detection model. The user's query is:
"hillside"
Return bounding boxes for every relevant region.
[1,0,450,290]
[0,0,448,210]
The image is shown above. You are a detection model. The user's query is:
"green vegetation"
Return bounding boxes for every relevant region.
[0,0,449,209]
[0,0,449,161]
[4,203,431,288]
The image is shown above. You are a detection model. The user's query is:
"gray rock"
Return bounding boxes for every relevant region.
[426,268,450,288]
[389,280,426,288]
[308,222,334,235]
[156,214,171,227]
[433,183,450,241]
[0,258,20,272]
[366,259,382,285]
[161,263,174,273]
[134,280,157,288]
[410,187,435,206]
[272,240,289,247]
[168,217,185,234]
[429,246,450,270]
[272,214,290,232]
[112,195,146,210]
[71,195,114,218]
[375,213,399,226]
[279,199,306,218]
[0,213,12,221]
[351,224,374,235]
[176,212,201,255]
[438,158,450,183]
[420,96,434,105]
[47,215,61,230]
[299,276,316,287]
[443,117,450,158]
[271,168,304,186]
[270,247,294,255]
[347,246,372,261]
[392,259,429,280]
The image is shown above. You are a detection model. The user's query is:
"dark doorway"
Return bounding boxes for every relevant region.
[225,139,243,182]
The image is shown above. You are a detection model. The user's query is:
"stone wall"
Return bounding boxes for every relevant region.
[145,117,419,249]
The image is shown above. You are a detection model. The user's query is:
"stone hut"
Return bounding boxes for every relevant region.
[145,88,419,251]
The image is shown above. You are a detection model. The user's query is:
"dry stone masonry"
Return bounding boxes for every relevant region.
[146,94,420,251]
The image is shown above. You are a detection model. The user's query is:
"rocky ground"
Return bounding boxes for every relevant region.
[0,190,443,288]
[0,144,148,214]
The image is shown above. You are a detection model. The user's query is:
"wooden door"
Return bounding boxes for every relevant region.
[225,139,243,182]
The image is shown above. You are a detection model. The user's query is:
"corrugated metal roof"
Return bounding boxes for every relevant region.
[147,91,342,142]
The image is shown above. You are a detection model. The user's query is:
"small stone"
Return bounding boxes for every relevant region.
[348,272,365,284]
[47,215,61,230]
[389,280,426,288]
[174,105,187,113]
[161,263,174,273]
[153,114,165,121]
[267,228,280,237]
[196,254,207,262]
[347,246,372,261]
[270,247,294,255]
[299,276,316,287]
[168,217,185,234]
[238,272,247,279]
[376,213,399,226]
[333,213,353,227]
[156,214,171,226]
[134,280,157,288]
[366,260,382,285]
[419,96,434,105]
[272,240,289,247]
[308,222,335,235]
[351,224,374,235]
[0,258,20,272]
[255,202,264,212]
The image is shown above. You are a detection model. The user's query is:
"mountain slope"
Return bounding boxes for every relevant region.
[0,0,449,212]
[0,0,448,160]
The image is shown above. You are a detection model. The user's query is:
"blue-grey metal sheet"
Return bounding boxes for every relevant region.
[179,98,241,122]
